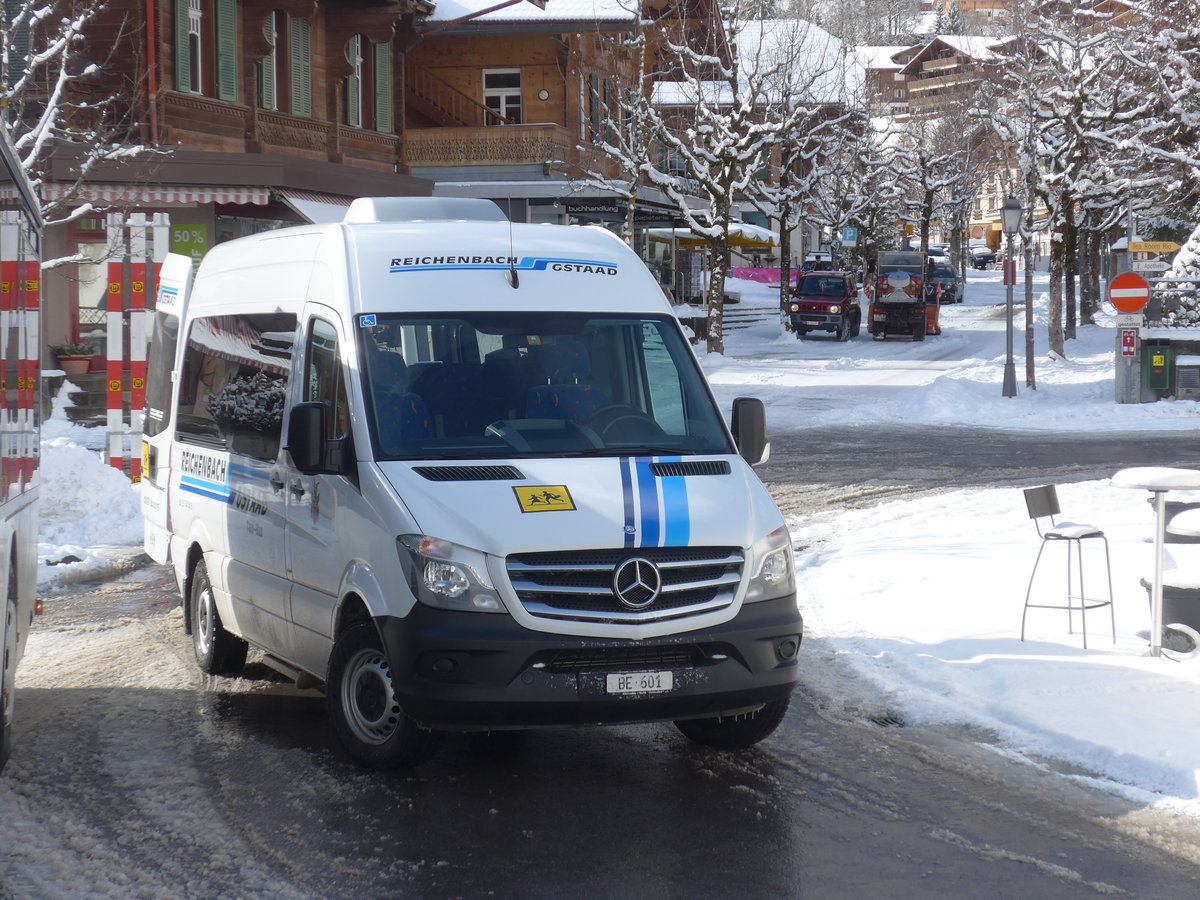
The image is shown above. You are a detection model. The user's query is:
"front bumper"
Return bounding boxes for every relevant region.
[789,312,844,332]
[378,596,803,730]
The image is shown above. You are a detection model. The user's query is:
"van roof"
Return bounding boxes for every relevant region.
[189,206,669,317]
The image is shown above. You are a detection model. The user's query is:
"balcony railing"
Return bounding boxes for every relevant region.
[406,123,573,168]
[158,92,400,168]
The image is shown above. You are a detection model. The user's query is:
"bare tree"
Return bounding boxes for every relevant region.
[638,1,783,353]
[745,18,860,317]
[1,0,149,233]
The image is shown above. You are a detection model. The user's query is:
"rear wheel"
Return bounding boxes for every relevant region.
[326,621,442,769]
[674,697,790,749]
[190,559,248,676]
[912,318,926,341]
[850,313,861,338]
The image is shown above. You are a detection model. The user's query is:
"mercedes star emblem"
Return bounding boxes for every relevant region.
[612,557,662,609]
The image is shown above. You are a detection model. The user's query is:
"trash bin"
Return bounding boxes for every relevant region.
[1144,339,1173,392]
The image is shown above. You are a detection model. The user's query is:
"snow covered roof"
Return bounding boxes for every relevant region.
[736,19,858,105]
[855,45,916,71]
[651,19,861,108]
[647,222,779,247]
[898,35,1006,74]
[423,0,638,27]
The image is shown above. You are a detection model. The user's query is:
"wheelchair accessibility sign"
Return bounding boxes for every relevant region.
[514,485,576,513]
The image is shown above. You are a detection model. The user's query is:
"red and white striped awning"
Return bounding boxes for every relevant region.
[40,183,270,205]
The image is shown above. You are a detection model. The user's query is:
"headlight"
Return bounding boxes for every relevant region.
[398,535,505,613]
[828,305,841,315]
[789,302,800,313]
[744,525,795,603]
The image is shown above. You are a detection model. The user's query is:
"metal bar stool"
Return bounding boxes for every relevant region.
[1021,485,1115,648]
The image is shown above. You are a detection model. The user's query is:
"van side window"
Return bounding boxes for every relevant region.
[305,318,348,440]
[175,312,297,459]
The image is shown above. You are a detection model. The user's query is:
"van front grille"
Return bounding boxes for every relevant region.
[506,546,743,625]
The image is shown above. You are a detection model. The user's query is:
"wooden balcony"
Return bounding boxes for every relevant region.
[405,123,574,169]
[158,92,401,171]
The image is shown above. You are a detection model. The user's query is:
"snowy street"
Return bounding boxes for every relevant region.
[7,268,1200,895]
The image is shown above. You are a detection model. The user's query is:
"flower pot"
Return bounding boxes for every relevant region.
[57,356,92,376]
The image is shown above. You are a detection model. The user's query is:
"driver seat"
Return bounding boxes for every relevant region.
[525,340,607,423]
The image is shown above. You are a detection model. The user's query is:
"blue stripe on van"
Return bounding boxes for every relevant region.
[619,457,635,548]
[180,476,232,503]
[659,456,691,547]
[635,458,660,548]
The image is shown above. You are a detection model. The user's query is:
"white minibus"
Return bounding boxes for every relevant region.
[141,198,801,768]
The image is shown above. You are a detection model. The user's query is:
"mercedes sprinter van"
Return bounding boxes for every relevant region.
[141,198,801,768]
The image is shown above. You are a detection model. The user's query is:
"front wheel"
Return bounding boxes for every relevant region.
[326,621,442,769]
[835,319,849,342]
[674,697,790,749]
[190,559,248,676]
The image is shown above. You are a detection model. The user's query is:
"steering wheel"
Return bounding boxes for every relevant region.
[587,405,667,441]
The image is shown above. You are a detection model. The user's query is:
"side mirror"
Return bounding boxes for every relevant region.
[731,397,769,466]
[287,402,327,474]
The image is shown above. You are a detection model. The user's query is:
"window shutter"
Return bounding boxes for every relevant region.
[4,0,30,71]
[173,0,192,92]
[216,0,237,101]
[588,74,599,140]
[374,41,393,133]
[289,16,311,117]
[345,35,362,128]
[257,12,277,109]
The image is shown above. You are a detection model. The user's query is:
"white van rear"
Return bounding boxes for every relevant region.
[142,198,802,768]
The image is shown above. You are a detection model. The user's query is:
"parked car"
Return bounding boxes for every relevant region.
[969,246,996,269]
[789,271,861,341]
[928,264,965,304]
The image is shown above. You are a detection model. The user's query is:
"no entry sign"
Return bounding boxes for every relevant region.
[1110,272,1151,313]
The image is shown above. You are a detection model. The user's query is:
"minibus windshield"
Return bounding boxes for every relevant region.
[358,312,733,460]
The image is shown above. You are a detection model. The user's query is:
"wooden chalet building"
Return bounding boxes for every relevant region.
[406,0,721,234]
[40,0,437,355]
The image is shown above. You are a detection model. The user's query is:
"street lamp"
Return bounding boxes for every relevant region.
[1001,196,1022,398]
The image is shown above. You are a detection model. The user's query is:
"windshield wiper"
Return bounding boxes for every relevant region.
[587,446,701,457]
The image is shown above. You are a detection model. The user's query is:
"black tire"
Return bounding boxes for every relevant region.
[872,325,886,341]
[794,328,807,339]
[912,320,926,342]
[674,696,790,750]
[850,313,861,338]
[835,318,849,342]
[190,559,248,676]
[326,621,442,769]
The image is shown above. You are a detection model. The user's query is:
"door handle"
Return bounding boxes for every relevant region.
[269,475,286,492]
[289,479,307,499]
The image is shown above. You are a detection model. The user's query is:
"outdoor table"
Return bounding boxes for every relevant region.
[1167,507,1200,539]
[1111,467,1200,656]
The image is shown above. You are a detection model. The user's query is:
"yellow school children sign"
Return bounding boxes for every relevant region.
[514,485,576,513]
